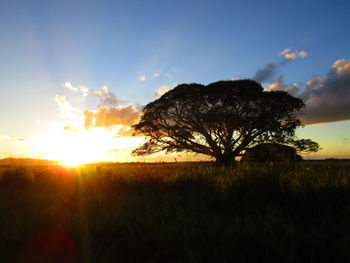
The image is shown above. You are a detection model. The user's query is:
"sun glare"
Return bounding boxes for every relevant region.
[35,127,142,166]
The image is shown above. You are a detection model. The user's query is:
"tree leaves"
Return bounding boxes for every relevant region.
[132,79,319,165]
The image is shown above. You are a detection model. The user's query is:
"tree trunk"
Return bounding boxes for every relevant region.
[214,155,236,166]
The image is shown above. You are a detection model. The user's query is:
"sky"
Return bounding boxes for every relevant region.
[0,0,350,163]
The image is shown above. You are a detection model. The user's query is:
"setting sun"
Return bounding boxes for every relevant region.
[35,127,143,166]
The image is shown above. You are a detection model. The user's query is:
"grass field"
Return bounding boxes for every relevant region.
[1,160,350,262]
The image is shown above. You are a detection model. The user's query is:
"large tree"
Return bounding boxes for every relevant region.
[132,80,319,165]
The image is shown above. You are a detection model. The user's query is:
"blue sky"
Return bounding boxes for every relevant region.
[0,0,349,159]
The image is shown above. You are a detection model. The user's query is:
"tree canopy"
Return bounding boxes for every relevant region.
[132,79,319,165]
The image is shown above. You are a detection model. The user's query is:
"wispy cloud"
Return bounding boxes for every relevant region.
[55,95,81,119]
[155,85,171,97]
[279,48,291,55]
[153,72,160,78]
[253,63,278,83]
[137,75,146,82]
[253,48,308,83]
[64,82,89,96]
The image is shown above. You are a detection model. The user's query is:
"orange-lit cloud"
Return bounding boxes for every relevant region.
[262,58,350,125]
[114,126,137,137]
[279,48,308,61]
[300,59,350,125]
[283,50,308,61]
[85,85,141,133]
[298,51,308,58]
[93,86,122,107]
[284,53,298,60]
[266,81,300,97]
[84,105,141,129]
[279,48,291,55]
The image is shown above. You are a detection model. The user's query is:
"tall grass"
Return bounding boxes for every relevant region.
[0,161,350,262]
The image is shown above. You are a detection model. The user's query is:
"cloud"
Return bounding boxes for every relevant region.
[253,63,278,83]
[252,52,350,125]
[93,86,121,107]
[138,75,146,82]
[114,126,136,137]
[279,48,291,55]
[266,58,350,125]
[283,50,308,61]
[153,72,160,78]
[64,126,79,133]
[84,110,94,129]
[266,81,300,97]
[284,53,298,61]
[155,85,171,97]
[298,59,350,125]
[253,49,308,83]
[298,51,308,58]
[65,82,78,91]
[278,48,308,61]
[83,85,142,136]
[55,95,81,119]
[84,105,141,129]
[64,82,89,96]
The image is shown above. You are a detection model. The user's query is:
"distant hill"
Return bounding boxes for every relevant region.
[0,158,59,167]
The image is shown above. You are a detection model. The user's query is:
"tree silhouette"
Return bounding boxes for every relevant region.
[132,79,319,165]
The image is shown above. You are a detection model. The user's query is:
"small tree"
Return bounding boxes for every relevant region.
[132,80,319,165]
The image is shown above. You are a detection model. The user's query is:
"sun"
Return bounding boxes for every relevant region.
[34,124,147,166]
[38,129,116,166]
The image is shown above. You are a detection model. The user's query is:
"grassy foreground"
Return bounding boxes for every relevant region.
[0,161,350,262]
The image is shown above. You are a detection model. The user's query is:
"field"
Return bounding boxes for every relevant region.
[1,160,350,262]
